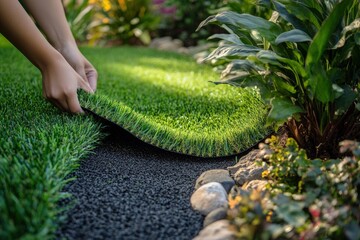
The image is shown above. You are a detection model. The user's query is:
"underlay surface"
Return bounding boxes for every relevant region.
[56,126,233,240]
[79,47,269,157]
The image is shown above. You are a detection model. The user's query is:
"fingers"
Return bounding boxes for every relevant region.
[86,67,98,91]
[78,77,94,94]
[84,61,98,91]
[65,91,84,114]
[49,99,66,112]
[47,94,83,114]
[76,66,90,87]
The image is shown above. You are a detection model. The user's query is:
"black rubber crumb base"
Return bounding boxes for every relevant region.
[56,124,234,240]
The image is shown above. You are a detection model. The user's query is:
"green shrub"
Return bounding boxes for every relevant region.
[228,137,360,239]
[199,0,360,157]
[154,0,228,46]
[154,0,271,46]
[89,0,159,45]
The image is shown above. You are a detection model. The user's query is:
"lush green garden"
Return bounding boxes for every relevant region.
[1,0,360,239]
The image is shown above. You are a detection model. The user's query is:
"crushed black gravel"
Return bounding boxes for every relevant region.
[56,124,234,240]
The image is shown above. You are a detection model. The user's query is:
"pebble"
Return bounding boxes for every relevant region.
[203,207,228,227]
[195,169,235,193]
[190,182,228,216]
[227,149,260,176]
[193,220,236,240]
[232,163,266,185]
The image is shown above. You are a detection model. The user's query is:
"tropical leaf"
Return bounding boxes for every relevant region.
[284,2,321,29]
[335,85,357,115]
[203,45,261,62]
[208,33,244,45]
[308,62,333,103]
[306,0,353,68]
[272,75,297,95]
[275,29,312,44]
[221,59,264,78]
[306,0,354,103]
[198,11,282,43]
[267,97,304,126]
[273,1,312,35]
[256,50,307,78]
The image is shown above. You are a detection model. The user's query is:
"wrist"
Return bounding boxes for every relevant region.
[52,38,78,53]
[37,49,64,73]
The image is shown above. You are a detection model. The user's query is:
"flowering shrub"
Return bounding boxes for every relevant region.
[88,0,159,45]
[228,137,360,239]
[63,0,96,42]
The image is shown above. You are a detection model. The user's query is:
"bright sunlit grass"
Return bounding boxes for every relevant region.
[80,46,270,157]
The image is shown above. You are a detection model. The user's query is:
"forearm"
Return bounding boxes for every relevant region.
[0,1,61,71]
[22,0,76,51]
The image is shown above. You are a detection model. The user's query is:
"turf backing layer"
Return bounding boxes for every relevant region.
[79,47,269,157]
[0,38,102,238]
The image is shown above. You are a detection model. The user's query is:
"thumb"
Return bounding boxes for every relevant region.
[78,77,94,94]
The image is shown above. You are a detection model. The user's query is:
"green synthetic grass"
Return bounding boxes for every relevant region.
[0,38,102,239]
[0,34,268,238]
[79,47,269,157]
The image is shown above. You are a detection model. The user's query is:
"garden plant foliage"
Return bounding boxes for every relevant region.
[200,0,360,157]
[0,38,102,239]
[86,0,159,45]
[228,137,360,240]
[64,0,96,42]
[79,46,269,157]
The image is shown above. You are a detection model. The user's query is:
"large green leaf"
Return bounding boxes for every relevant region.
[221,59,264,78]
[306,0,354,103]
[306,0,353,67]
[273,75,297,95]
[285,2,321,29]
[198,11,282,43]
[308,62,333,103]
[335,85,357,115]
[208,33,244,45]
[203,45,261,62]
[256,50,307,78]
[275,29,312,44]
[273,1,313,35]
[267,97,304,126]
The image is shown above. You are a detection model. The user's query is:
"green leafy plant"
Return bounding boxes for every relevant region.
[154,0,226,46]
[228,137,360,239]
[63,0,96,42]
[199,0,360,157]
[225,0,272,19]
[89,0,159,45]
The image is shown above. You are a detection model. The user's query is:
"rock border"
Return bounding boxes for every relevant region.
[190,149,269,240]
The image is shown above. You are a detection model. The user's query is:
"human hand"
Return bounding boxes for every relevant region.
[58,44,97,91]
[42,54,94,113]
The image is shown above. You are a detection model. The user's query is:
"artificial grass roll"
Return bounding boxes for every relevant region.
[79,47,270,157]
